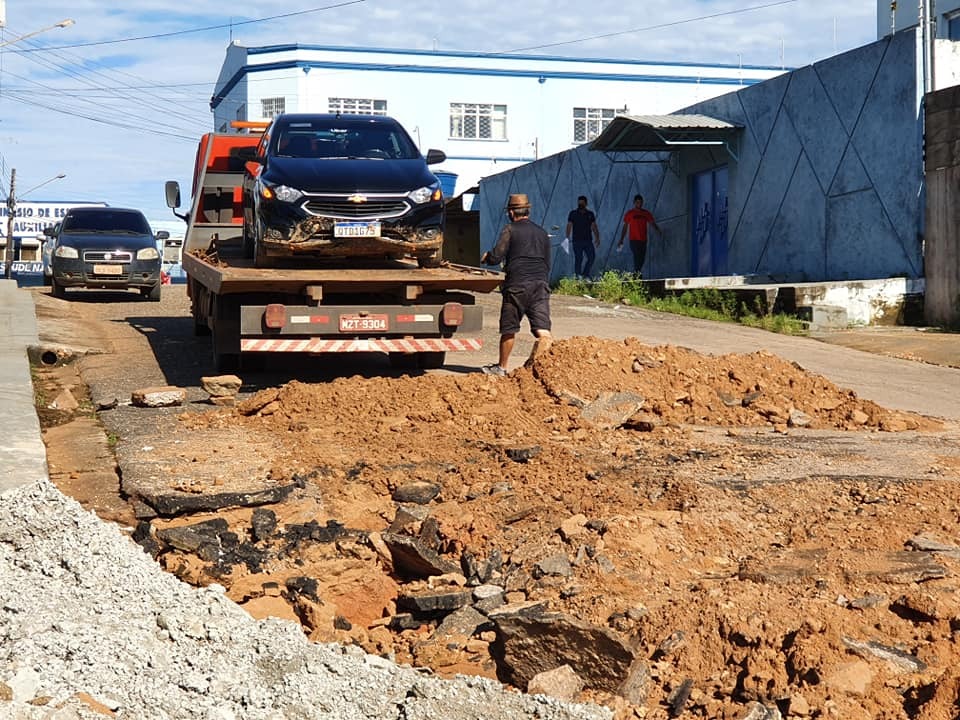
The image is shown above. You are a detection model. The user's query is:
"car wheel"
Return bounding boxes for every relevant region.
[253,221,270,268]
[43,274,52,287]
[142,283,162,302]
[51,277,66,299]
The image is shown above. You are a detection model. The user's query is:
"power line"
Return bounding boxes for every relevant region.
[501,0,798,54]
[10,0,368,53]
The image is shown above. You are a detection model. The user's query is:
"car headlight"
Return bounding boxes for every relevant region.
[261,183,303,203]
[54,246,79,259]
[409,185,442,204]
[137,247,160,260]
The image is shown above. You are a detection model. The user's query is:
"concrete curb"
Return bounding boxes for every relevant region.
[0,280,48,494]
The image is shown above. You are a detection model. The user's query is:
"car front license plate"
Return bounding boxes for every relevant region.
[93,264,124,276]
[334,221,381,238]
[339,314,388,332]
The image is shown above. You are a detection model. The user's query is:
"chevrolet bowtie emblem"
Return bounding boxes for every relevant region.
[347,193,367,203]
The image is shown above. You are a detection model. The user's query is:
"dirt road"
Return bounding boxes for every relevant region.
[30,284,960,720]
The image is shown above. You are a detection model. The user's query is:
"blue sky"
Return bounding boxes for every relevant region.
[0,0,876,228]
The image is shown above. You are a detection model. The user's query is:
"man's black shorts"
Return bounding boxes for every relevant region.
[499,281,552,335]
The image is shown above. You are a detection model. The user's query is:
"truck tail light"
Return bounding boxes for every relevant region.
[264,304,287,329]
[441,302,464,326]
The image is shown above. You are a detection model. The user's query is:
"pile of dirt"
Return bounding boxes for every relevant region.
[128,337,960,718]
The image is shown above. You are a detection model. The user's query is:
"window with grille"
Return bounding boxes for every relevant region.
[261,97,286,119]
[573,107,616,143]
[328,98,388,115]
[449,103,507,140]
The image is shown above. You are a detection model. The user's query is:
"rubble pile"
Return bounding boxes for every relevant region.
[125,337,960,719]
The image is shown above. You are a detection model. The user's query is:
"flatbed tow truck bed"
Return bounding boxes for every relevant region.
[182,252,503,295]
[182,250,504,371]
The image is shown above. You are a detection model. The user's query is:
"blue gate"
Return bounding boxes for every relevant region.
[690,166,729,276]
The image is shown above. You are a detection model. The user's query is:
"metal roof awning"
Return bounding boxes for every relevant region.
[589,114,742,161]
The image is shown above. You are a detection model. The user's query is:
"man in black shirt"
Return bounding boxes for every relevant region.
[565,195,600,278]
[479,193,552,377]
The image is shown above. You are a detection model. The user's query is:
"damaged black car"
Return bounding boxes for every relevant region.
[242,113,447,268]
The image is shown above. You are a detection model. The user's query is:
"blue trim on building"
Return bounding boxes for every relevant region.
[245,43,784,73]
[212,58,766,109]
[442,156,535,162]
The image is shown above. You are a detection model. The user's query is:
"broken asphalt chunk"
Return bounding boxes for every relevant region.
[381,532,460,579]
[488,604,637,693]
[580,391,645,430]
[397,587,473,615]
[841,637,926,673]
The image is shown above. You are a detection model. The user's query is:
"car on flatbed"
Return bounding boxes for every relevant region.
[242,113,447,268]
[48,207,168,301]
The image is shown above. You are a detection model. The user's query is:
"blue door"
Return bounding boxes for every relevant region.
[690,166,729,276]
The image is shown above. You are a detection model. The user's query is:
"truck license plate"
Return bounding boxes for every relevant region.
[93,264,124,276]
[339,314,388,332]
[334,221,381,238]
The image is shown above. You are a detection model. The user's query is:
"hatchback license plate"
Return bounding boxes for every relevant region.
[339,314,388,332]
[334,222,381,238]
[93,264,124,276]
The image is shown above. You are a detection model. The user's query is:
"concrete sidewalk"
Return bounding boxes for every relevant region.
[0,280,47,494]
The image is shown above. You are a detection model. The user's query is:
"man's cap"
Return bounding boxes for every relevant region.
[506,193,531,209]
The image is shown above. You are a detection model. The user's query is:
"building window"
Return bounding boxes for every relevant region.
[449,103,507,140]
[261,97,285,119]
[573,107,617,143]
[235,104,246,121]
[328,97,388,115]
[949,11,960,40]
[218,122,228,133]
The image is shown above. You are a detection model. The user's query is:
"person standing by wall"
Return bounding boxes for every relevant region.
[617,194,661,278]
[479,193,552,377]
[565,195,600,278]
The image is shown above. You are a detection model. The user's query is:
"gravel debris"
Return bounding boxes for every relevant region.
[0,478,610,720]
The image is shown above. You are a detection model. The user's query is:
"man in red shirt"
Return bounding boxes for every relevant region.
[617,194,661,277]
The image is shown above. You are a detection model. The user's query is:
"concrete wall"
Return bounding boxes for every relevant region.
[924,84,960,327]
[480,31,927,285]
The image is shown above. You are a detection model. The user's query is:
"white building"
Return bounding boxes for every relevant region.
[212,44,785,197]
[879,0,960,38]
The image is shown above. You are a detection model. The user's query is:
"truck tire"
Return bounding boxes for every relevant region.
[51,278,66,299]
[417,351,446,369]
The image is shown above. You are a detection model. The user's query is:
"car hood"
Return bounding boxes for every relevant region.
[59,233,157,251]
[263,158,438,194]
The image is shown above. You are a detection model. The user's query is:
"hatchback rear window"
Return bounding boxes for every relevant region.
[62,210,151,234]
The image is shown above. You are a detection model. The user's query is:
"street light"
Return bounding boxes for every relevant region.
[0,18,75,50]
[4,171,66,279]
[20,173,66,198]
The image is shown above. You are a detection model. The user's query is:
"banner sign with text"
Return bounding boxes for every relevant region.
[0,200,108,239]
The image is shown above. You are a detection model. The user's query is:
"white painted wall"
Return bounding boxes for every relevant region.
[878,0,960,38]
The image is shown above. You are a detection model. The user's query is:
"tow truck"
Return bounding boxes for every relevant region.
[165,121,501,371]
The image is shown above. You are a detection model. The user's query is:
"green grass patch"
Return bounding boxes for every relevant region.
[554,271,808,335]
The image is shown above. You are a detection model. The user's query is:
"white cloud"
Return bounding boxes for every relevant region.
[0,0,876,223]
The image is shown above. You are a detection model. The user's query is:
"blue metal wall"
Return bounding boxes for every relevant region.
[479,30,925,283]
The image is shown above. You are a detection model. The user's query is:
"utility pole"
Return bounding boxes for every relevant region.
[4,169,15,280]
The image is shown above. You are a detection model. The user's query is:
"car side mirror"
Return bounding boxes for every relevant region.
[165,181,181,209]
[156,230,170,240]
[425,149,446,165]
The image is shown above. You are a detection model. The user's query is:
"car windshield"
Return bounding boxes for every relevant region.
[274,120,420,160]
[61,210,151,235]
